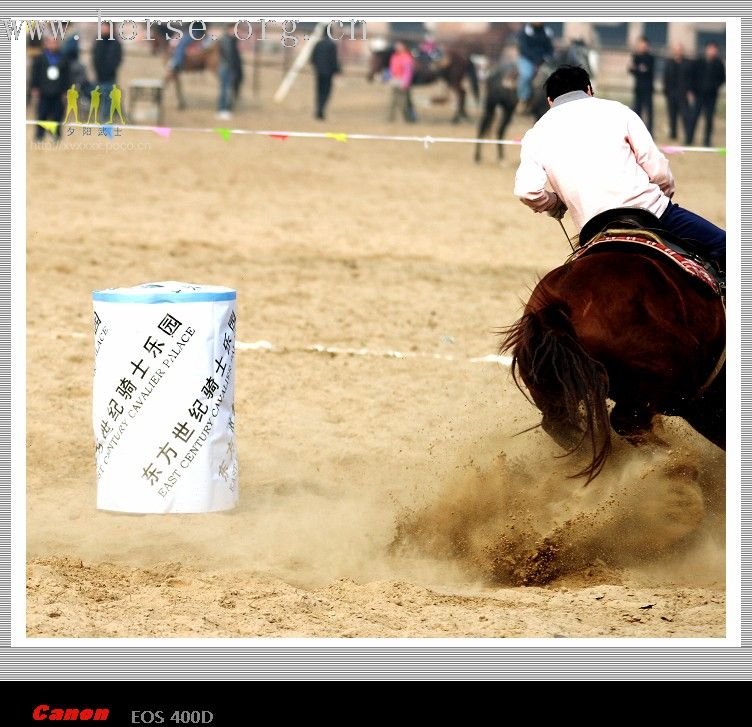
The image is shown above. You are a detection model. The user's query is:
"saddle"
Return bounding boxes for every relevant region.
[184,41,205,58]
[574,208,725,298]
[414,51,446,75]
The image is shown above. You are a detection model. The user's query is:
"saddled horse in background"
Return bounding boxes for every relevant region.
[474,61,549,163]
[474,63,518,162]
[157,34,222,110]
[499,210,725,482]
[475,42,598,163]
[368,45,479,123]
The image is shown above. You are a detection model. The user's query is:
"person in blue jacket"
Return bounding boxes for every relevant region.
[516,22,554,113]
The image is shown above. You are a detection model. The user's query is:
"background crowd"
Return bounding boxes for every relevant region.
[27,20,726,149]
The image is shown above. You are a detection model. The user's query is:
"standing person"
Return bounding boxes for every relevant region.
[30,34,70,141]
[663,43,693,142]
[687,40,725,148]
[217,23,243,120]
[26,23,43,107]
[513,66,725,265]
[310,32,340,120]
[388,41,416,123]
[629,37,655,134]
[516,22,554,113]
[61,26,91,101]
[92,23,122,124]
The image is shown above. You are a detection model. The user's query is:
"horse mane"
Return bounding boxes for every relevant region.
[498,285,611,484]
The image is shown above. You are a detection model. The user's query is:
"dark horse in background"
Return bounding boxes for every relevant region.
[474,60,550,163]
[368,45,479,123]
[500,211,725,483]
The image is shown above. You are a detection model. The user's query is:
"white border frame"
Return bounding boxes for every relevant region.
[4,3,748,678]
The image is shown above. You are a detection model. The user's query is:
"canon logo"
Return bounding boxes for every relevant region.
[32,705,110,721]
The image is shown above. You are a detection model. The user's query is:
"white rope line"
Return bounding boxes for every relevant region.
[235,339,513,365]
[74,331,511,365]
[26,120,725,153]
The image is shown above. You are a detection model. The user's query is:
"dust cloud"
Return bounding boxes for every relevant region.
[394,417,725,589]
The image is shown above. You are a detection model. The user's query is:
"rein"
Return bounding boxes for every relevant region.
[556,218,575,253]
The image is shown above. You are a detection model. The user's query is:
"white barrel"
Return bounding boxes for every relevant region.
[92,282,238,513]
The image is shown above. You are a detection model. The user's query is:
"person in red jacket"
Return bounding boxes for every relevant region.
[388,41,416,123]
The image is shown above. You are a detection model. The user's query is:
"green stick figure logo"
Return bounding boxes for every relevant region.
[108,84,126,125]
[88,85,101,124]
[62,84,127,127]
[64,84,79,124]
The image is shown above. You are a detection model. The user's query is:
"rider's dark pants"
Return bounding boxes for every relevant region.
[660,201,726,262]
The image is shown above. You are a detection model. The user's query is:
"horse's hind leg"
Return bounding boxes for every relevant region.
[681,393,726,450]
[684,410,725,450]
[496,101,514,162]
[174,73,186,110]
[475,101,495,163]
[452,85,467,124]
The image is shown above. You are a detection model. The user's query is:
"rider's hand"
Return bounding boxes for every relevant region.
[546,195,567,220]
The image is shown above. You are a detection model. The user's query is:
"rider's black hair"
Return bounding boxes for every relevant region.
[544,65,592,101]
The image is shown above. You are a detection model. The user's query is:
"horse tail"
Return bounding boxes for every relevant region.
[500,301,611,483]
[466,58,480,102]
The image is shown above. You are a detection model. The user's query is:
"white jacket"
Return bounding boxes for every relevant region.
[513,91,675,232]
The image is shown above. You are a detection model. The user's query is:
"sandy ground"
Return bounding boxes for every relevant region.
[26,44,727,638]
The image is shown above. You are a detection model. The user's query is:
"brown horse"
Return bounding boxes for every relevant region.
[500,217,725,483]
[368,45,479,123]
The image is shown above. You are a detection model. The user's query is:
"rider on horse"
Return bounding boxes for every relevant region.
[513,65,726,268]
[418,34,442,63]
[516,23,555,114]
[167,21,208,70]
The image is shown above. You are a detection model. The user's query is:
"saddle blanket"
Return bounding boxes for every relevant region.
[573,229,722,297]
